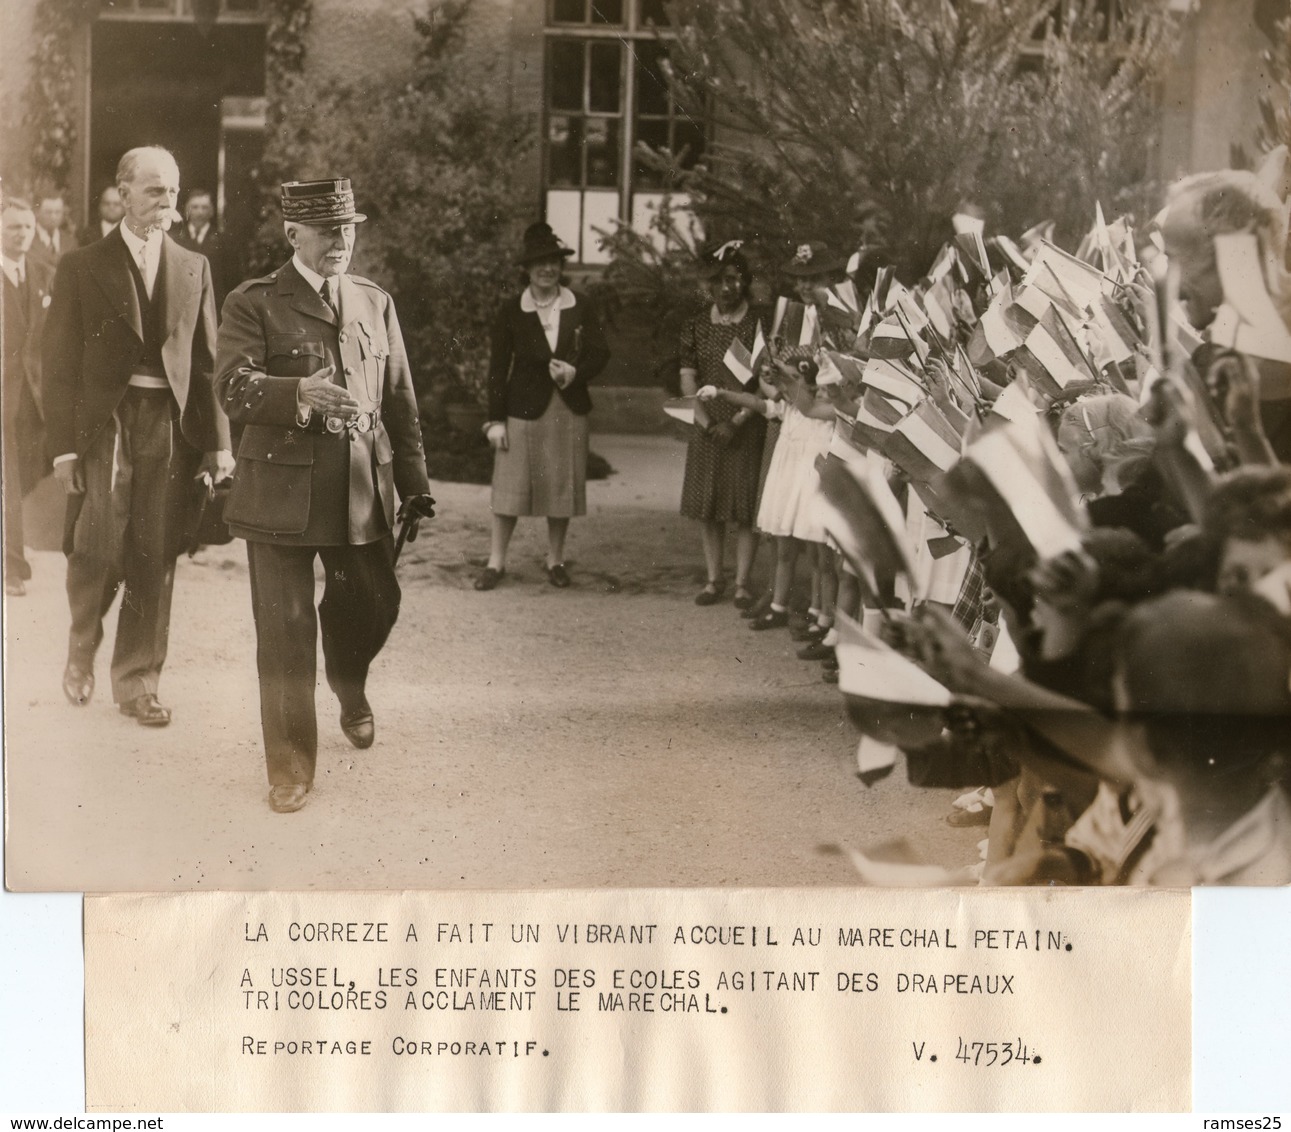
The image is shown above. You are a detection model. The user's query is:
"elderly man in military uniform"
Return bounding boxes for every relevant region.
[216,179,435,814]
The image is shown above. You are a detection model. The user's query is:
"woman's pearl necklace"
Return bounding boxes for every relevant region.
[530,287,560,328]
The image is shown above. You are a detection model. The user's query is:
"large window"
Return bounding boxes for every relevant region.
[544,0,704,264]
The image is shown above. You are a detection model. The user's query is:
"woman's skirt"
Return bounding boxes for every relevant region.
[491,394,589,518]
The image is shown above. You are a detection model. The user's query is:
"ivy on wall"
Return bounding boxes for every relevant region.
[22,0,98,195]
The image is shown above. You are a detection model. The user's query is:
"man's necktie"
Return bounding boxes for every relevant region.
[137,247,152,298]
[319,280,338,319]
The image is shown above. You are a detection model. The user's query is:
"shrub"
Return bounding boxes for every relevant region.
[250,0,532,410]
[623,0,1179,282]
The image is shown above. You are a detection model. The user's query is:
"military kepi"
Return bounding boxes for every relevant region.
[281,179,367,225]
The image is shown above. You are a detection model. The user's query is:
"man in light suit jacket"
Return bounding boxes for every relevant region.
[216,178,435,813]
[2,197,55,594]
[42,146,233,727]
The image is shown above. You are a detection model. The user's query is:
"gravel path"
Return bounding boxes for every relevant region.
[4,435,982,891]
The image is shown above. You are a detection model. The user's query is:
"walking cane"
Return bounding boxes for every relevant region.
[393,495,437,565]
[393,512,418,565]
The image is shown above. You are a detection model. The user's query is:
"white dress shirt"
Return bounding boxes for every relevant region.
[188,223,211,245]
[1,254,26,290]
[119,222,163,299]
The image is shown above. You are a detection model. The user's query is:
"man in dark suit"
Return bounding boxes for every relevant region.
[2,197,55,595]
[29,192,79,270]
[216,178,435,813]
[43,146,233,726]
[171,188,228,311]
[80,185,125,246]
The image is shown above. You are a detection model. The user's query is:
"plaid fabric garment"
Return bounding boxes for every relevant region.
[951,555,985,634]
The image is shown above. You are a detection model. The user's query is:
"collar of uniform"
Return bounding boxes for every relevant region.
[119,221,162,261]
[520,285,575,314]
[190,223,210,243]
[292,254,338,298]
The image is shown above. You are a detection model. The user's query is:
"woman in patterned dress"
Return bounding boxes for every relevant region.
[678,246,767,607]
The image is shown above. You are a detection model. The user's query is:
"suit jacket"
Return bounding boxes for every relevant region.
[487,289,610,422]
[171,225,228,310]
[79,221,119,247]
[3,257,54,415]
[215,259,431,546]
[42,227,229,464]
[3,258,55,488]
[29,226,79,270]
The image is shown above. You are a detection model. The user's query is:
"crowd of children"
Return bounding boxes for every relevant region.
[672,154,1291,887]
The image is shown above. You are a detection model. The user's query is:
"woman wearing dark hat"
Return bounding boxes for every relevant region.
[475,222,610,590]
[679,242,768,606]
[781,240,849,317]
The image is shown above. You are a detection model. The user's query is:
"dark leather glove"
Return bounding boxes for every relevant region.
[397,494,437,542]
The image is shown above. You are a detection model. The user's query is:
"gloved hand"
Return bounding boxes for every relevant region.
[397,493,437,543]
[485,422,508,451]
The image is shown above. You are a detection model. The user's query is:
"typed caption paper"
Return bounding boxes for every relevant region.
[84,887,1189,1112]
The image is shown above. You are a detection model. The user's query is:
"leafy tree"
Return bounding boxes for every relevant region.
[633,0,1179,281]
[250,0,532,407]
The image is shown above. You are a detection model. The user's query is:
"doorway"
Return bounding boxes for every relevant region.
[89,18,265,275]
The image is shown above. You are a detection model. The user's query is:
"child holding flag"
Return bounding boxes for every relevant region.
[678,243,768,606]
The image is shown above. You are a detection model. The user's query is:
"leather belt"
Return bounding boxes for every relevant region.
[307,410,377,435]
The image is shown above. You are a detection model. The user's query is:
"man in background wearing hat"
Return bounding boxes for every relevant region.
[216,178,435,814]
[43,145,232,726]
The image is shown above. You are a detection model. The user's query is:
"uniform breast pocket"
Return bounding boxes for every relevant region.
[358,326,388,400]
[267,333,326,378]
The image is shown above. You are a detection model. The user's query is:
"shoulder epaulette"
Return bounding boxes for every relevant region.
[348,275,390,297]
[233,272,279,293]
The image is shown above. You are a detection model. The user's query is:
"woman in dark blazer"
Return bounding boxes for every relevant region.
[475,222,611,590]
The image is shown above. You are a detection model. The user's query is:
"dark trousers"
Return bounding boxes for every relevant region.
[65,388,194,702]
[245,537,400,787]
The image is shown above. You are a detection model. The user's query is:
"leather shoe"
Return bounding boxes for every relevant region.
[341,700,375,749]
[119,693,172,727]
[547,563,571,588]
[474,566,505,591]
[797,640,835,662]
[269,784,310,813]
[62,663,94,707]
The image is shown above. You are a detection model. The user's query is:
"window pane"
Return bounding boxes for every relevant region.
[548,116,583,186]
[550,0,587,23]
[635,40,670,117]
[584,117,620,187]
[591,0,624,24]
[673,119,706,168]
[638,0,672,26]
[587,42,622,113]
[634,118,669,188]
[549,40,585,111]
